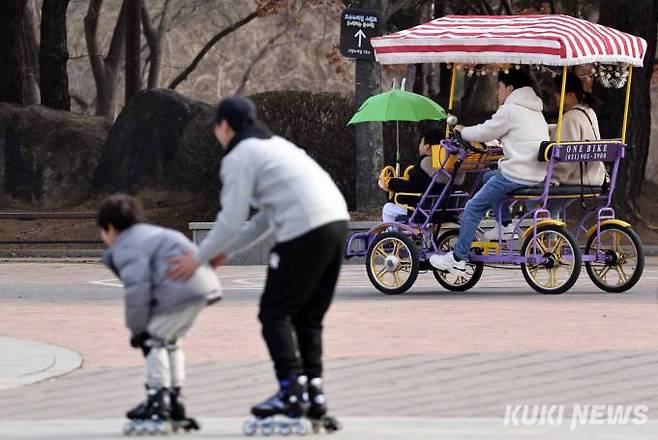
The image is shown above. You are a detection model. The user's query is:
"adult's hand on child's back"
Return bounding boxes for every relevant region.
[210,253,227,268]
[168,251,200,281]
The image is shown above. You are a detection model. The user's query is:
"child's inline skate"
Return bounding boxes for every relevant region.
[307,377,342,433]
[123,385,171,435]
[170,386,201,433]
[242,375,309,436]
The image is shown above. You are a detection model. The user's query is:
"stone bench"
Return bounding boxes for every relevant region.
[189,219,536,266]
[189,221,378,266]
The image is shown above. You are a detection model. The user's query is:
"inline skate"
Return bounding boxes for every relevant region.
[242,375,309,436]
[307,377,341,434]
[123,386,170,436]
[170,386,200,433]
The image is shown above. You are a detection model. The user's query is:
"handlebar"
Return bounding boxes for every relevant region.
[453,130,488,154]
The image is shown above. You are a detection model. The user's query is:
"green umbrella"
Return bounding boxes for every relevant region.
[348,89,446,124]
[348,88,446,174]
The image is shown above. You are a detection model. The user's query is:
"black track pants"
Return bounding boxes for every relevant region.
[258,220,348,381]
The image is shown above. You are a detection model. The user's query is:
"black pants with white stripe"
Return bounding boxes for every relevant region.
[258,220,348,381]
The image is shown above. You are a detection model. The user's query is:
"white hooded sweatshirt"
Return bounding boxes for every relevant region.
[461,87,549,184]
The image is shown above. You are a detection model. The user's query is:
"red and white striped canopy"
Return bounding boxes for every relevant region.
[371,15,647,67]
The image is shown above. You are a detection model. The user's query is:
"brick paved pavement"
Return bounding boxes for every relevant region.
[0,261,657,438]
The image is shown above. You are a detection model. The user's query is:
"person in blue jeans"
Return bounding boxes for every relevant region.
[430,70,549,275]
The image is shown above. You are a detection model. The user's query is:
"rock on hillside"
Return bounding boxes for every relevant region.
[93,89,212,192]
[0,103,110,205]
[179,90,358,208]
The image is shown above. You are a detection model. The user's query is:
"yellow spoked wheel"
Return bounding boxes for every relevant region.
[521,225,582,294]
[365,231,419,295]
[432,229,483,291]
[585,224,644,293]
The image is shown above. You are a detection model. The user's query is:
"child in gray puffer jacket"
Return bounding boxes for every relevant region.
[98,194,221,433]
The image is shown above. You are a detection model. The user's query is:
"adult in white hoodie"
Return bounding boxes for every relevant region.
[431,70,549,275]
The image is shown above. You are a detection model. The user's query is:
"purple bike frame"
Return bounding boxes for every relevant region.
[344,138,625,268]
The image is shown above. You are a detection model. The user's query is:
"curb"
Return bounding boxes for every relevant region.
[0,337,82,390]
[0,249,103,259]
[1,246,657,262]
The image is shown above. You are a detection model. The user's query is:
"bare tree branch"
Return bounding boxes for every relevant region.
[152,0,172,87]
[479,0,495,15]
[384,0,409,21]
[83,0,128,118]
[168,8,262,89]
[106,0,127,73]
[70,92,90,112]
[141,0,171,88]
[467,0,485,14]
[499,0,513,14]
[40,0,71,110]
[140,0,155,43]
[460,1,481,14]
[83,0,105,93]
[235,27,290,95]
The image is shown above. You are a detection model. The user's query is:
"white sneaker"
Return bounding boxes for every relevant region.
[483,223,517,241]
[430,251,467,276]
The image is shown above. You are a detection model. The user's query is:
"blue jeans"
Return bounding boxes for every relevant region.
[454,170,528,260]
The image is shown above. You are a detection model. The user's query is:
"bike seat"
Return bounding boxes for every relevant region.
[509,185,604,197]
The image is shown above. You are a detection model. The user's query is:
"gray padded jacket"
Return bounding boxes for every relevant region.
[101,224,222,334]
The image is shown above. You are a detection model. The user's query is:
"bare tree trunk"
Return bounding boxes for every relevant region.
[0,0,28,104]
[596,0,658,219]
[141,0,171,89]
[499,0,512,14]
[345,0,414,209]
[352,0,388,209]
[23,0,40,104]
[355,59,384,209]
[39,0,71,110]
[0,0,39,105]
[125,0,141,102]
[412,2,435,97]
[84,0,128,119]
[434,0,452,102]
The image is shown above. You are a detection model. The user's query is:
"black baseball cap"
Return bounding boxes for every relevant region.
[207,96,257,131]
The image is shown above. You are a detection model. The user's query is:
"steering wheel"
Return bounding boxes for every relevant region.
[379,165,397,199]
[379,165,397,186]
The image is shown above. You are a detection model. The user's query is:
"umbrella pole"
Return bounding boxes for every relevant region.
[396,120,400,176]
[445,67,458,139]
